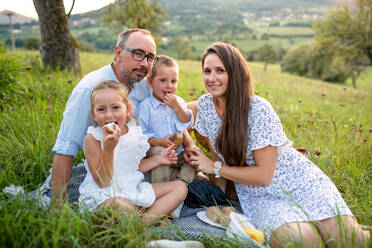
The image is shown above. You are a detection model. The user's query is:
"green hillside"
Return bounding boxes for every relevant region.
[0,50,370,246]
[0,0,335,55]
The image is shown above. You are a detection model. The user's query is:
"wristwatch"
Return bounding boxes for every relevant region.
[214,161,223,178]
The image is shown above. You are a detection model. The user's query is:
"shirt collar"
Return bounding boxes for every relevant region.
[150,93,166,107]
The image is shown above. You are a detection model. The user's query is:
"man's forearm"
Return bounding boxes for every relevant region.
[51,154,74,206]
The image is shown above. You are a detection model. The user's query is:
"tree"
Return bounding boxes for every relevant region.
[245,44,286,71]
[33,0,81,73]
[168,37,197,60]
[281,42,349,83]
[102,0,167,44]
[313,0,371,88]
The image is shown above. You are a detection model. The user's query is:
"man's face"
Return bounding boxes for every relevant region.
[117,32,156,85]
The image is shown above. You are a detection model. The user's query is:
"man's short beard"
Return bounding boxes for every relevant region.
[121,69,140,86]
[120,63,142,86]
[122,71,139,86]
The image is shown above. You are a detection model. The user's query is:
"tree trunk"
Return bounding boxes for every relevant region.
[33,0,81,73]
[351,73,357,89]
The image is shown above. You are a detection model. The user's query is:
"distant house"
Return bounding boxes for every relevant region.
[0,10,37,25]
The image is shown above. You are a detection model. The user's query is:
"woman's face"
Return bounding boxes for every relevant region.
[202,53,228,98]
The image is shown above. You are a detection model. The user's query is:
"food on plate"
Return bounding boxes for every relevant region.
[242,226,265,244]
[206,206,223,223]
[221,206,238,224]
[104,122,115,134]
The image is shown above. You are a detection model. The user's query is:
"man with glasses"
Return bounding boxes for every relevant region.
[51,28,161,204]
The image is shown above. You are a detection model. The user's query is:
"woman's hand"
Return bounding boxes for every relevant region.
[183,145,202,163]
[189,147,214,174]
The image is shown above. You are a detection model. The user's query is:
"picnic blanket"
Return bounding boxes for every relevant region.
[2,163,240,240]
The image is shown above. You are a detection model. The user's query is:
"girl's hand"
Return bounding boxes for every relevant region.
[164,93,179,109]
[189,147,214,174]
[102,124,121,151]
[158,145,178,165]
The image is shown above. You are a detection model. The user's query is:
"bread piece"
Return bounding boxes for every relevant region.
[104,122,115,134]
[221,206,238,225]
[206,206,223,223]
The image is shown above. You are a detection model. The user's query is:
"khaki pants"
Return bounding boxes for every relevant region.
[147,146,196,184]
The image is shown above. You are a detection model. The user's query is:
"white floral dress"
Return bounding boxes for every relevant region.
[194,94,353,239]
[79,120,155,211]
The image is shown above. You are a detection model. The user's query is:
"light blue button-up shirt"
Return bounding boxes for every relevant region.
[136,94,193,154]
[53,63,150,157]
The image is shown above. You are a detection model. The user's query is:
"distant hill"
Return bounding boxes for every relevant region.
[0,10,37,25]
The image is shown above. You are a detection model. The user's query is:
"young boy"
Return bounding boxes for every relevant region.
[136,55,196,184]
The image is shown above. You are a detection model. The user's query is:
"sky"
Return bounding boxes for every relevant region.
[1,0,115,19]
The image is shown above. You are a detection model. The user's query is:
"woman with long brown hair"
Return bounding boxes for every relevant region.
[187,42,370,247]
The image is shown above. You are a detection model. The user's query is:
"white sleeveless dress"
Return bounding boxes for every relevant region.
[79,120,155,211]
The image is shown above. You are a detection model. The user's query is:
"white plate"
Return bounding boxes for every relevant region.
[226,212,266,247]
[196,211,226,229]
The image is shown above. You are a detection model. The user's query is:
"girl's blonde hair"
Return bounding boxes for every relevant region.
[149,55,179,79]
[90,80,134,121]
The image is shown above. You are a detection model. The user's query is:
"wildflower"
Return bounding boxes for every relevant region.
[339,103,345,107]
[321,93,326,97]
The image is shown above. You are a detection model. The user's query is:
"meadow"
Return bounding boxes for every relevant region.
[0,50,371,247]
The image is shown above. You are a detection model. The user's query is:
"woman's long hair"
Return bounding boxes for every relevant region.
[201,43,253,167]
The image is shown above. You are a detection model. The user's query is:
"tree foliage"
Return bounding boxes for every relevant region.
[245,44,287,71]
[281,41,349,82]
[313,0,371,87]
[168,37,197,60]
[102,0,168,43]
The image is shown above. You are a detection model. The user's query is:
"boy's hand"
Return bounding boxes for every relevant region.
[102,124,121,151]
[164,93,179,109]
[161,135,176,148]
[158,145,178,165]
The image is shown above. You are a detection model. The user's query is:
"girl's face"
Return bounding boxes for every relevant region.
[148,65,179,102]
[91,89,130,133]
[202,53,228,98]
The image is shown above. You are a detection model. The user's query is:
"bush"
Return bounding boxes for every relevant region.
[0,43,22,103]
[281,42,349,82]
[24,37,41,50]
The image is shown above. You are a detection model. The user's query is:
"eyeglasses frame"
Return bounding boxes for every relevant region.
[119,46,158,64]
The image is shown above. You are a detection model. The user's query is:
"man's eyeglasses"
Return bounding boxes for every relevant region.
[120,46,158,64]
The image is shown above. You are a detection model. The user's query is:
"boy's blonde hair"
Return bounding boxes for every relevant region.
[90,80,133,119]
[149,55,179,79]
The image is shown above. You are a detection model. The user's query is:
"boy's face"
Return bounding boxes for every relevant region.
[149,65,179,102]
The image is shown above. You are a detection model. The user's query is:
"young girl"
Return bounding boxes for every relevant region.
[187,43,370,247]
[78,80,187,219]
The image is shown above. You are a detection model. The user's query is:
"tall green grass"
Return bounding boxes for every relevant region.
[0,51,370,247]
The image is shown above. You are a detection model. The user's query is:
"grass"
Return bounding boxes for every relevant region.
[0,50,371,247]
